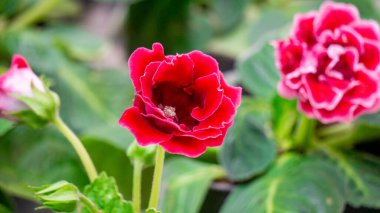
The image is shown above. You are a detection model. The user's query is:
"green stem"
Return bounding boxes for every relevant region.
[53,115,98,182]
[293,115,316,149]
[79,194,101,213]
[133,160,143,213]
[148,146,165,210]
[7,0,61,31]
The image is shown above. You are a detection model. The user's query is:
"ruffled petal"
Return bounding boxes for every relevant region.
[360,40,380,70]
[189,50,219,79]
[194,96,236,130]
[303,74,344,110]
[218,71,242,107]
[129,43,165,91]
[202,122,232,147]
[273,39,304,75]
[119,107,172,146]
[314,2,359,36]
[153,54,194,87]
[160,136,207,158]
[346,70,378,107]
[291,11,317,46]
[351,20,380,42]
[190,73,223,121]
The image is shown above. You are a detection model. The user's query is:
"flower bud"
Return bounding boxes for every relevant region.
[0,55,60,127]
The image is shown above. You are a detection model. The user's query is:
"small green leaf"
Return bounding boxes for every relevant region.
[146,208,161,213]
[325,149,380,208]
[221,154,346,213]
[220,98,276,181]
[162,158,225,213]
[237,43,280,100]
[83,173,133,213]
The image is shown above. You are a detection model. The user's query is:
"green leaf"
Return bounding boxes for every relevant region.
[0,126,88,199]
[162,158,225,213]
[220,98,276,181]
[221,154,346,213]
[357,111,380,127]
[237,43,280,100]
[324,149,380,208]
[0,120,12,136]
[209,0,249,33]
[0,29,135,149]
[81,137,133,197]
[83,173,133,213]
[47,25,108,61]
[126,0,212,54]
[0,204,11,213]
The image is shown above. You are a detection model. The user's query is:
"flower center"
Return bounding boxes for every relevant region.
[158,104,176,118]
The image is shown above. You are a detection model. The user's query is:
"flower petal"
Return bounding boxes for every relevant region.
[351,20,380,42]
[119,107,172,146]
[160,136,207,158]
[194,96,236,130]
[291,11,317,46]
[190,73,223,121]
[314,2,359,36]
[129,43,165,91]
[360,40,380,70]
[218,71,242,107]
[152,54,194,87]
[189,50,219,79]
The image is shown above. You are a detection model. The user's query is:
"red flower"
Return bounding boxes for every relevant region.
[119,43,241,157]
[274,2,380,123]
[0,55,45,120]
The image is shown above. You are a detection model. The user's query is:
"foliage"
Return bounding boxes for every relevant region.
[2,0,380,213]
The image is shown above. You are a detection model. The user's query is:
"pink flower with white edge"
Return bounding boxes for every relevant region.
[273,2,380,123]
[0,55,44,119]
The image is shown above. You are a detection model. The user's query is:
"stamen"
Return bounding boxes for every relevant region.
[158,104,176,118]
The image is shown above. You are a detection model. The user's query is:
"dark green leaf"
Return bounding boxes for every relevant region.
[210,0,249,33]
[325,150,380,208]
[0,120,13,136]
[81,137,133,197]
[162,158,225,213]
[83,173,133,213]
[237,44,280,100]
[221,154,346,213]
[220,98,276,181]
[126,0,211,54]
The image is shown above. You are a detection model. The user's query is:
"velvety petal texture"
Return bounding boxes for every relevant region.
[274,2,380,123]
[0,55,44,119]
[119,43,242,157]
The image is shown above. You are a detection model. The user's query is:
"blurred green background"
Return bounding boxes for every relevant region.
[1,0,380,212]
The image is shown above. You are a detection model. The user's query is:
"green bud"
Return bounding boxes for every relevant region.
[13,78,60,128]
[127,141,156,167]
[32,181,80,212]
